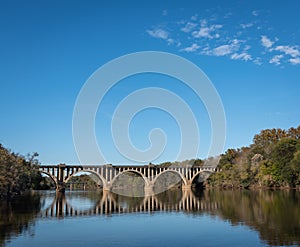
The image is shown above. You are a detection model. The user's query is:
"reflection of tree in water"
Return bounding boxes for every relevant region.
[65,190,102,202]
[155,188,182,205]
[111,193,144,210]
[191,187,204,199]
[0,193,41,247]
[205,190,300,246]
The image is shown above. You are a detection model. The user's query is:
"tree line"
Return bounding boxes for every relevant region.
[208,126,300,188]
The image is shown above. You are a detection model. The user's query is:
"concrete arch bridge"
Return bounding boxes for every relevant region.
[38,164,216,194]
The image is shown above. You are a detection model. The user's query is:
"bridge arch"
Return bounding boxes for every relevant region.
[39,171,58,187]
[190,171,213,186]
[110,169,150,187]
[64,169,106,187]
[152,169,188,186]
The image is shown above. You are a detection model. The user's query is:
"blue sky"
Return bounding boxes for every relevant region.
[0,0,299,165]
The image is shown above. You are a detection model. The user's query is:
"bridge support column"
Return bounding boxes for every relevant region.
[181,184,191,191]
[56,164,67,193]
[103,184,111,192]
[144,184,154,196]
[56,182,66,193]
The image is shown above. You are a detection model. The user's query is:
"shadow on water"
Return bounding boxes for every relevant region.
[0,192,42,247]
[1,189,300,246]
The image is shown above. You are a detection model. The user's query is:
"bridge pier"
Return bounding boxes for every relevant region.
[103,184,112,192]
[55,164,67,193]
[182,184,191,191]
[144,184,154,196]
[56,182,66,193]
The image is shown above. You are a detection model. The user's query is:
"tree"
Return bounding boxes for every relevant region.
[219,149,239,167]
[0,144,41,198]
[270,138,299,186]
[288,126,300,140]
[253,128,288,157]
[193,159,204,167]
[290,150,300,185]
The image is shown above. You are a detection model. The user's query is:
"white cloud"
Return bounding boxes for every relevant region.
[240,23,253,29]
[193,27,210,38]
[192,21,222,39]
[204,39,241,57]
[200,19,208,26]
[224,12,232,19]
[201,46,211,54]
[146,12,300,67]
[147,28,169,40]
[289,58,300,65]
[231,38,242,45]
[231,52,252,61]
[269,55,284,65]
[147,28,177,45]
[261,35,274,48]
[167,38,175,45]
[191,15,198,21]
[176,41,182,47]
[212,44,235,56]
[181,22,197,33]
[180,43,200,52]
[253,57,262,65]
[244,45,251,51]
[274,45,300,58]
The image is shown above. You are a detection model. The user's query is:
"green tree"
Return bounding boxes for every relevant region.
[0,144,41,198]
[270,139,298,186]
[290,150,300,185]
[193,159,204,167]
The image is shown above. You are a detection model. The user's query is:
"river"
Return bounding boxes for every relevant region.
[1,189,299,247]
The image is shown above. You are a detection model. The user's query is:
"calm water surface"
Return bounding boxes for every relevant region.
[1,189,299,247]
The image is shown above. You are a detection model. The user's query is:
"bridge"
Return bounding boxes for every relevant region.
[38,164,216,195]
[40,190,219,218]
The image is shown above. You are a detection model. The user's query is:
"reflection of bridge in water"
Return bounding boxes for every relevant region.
[41,190,219,218]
